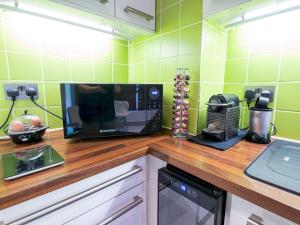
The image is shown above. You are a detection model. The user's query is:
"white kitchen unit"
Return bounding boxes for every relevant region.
[115,0,155,30]
[146,155,167,225]
[51,0,115,17]
[0,157,147,225]
[203,0,251,16]
[50,0,156,31]
[225,194,297,225]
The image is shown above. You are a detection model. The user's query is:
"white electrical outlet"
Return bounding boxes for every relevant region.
[4,83,39,100]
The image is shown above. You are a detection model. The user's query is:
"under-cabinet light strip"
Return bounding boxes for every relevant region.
[225,5,300,28]
[0,4,128,40]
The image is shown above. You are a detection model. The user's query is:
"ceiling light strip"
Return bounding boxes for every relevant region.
[0,4,128,40]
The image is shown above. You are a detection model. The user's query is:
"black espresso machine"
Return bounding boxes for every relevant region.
[202,94,240,141]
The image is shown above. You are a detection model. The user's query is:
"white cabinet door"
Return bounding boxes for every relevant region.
[115,0,155,30]
[147,155,166,225]
[225,194,297,225]
[64,183,146,225]
[51,0,115,17]
[203,0,251,16]
[0,157,146,225]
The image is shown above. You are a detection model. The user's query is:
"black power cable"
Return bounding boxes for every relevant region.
[0,98,15,130]
[30,97,63,120]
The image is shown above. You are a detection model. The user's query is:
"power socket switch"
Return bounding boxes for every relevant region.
[244,86,275,102]
[4,83,39,100]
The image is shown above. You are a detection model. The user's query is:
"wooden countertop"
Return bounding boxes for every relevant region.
[0,130,299,224]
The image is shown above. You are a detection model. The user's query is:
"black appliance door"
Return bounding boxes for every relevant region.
[158,166,226,225]
[61,84,162,138]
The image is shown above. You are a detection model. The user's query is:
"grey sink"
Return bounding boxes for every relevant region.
[245,140,300,195]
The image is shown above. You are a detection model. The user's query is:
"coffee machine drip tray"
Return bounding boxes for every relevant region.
[245,140,300,195]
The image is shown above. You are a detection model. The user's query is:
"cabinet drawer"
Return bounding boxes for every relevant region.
[115,0,155,30]
[225,194,297,225]
[0,157,146,225]
[51,0,115,17]
[65,183,146,225]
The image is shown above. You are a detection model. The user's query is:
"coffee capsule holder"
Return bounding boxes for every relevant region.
[172,68,190,138]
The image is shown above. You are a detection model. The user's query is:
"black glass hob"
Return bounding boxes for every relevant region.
[245,140,300,195]
[1,145,64,180]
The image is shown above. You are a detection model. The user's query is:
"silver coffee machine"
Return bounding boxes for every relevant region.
[245,96,276,144]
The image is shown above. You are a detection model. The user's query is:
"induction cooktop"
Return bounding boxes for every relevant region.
[1,145,64,180]
[245,140,300,195]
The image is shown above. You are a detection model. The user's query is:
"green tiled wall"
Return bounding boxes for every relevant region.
[0,11,128,136]
[224,16,300,140]
[198,20,227,131]
[128,0,203,134]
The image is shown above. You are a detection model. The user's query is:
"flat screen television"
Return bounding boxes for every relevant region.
[60,83,163,139]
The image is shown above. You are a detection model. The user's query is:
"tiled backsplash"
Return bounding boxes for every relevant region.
[128,0,203,134]
[1,0,299,141]
[0,11,128,136]
[223,11,300,140]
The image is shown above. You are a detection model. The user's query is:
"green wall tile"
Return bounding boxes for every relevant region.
[47,106,63,129]
[146,61,161,83]
[180,23,202,55]
[180,0,202,27]
[133,63,145,83]
[113,44,128,64]
[70,59,93,82]
[162,105,172,128]
[161,0,178,9]
[114,64,128,83]
[163,83,173,106]
[178,54,200,81]
[161,31,179,58]
[43,56,70,81]
[226,33,248,59]
[214,58,225,83]
[248,55,279,82]
[189,82,199,108]
[161,2,179,33]
[94,44,113,63]
[200,54,214,82]
[202,22,216,55]
[277,83,300,111]
[0,52,8,80]
[161,57,178,82]
[225,59,248,83]
[275,111,300,140]
[188,108,198,135]
[223,83,244,100]
[44,83,61,106]
[280,52,300,81]
[146,37,161,60]
[8,52,42,81]
[94,62,112,82]
[133,43,145,63]
[0,17,4,50]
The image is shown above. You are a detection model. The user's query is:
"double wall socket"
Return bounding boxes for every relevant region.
[4,83,39,100]
[244,86,275,102]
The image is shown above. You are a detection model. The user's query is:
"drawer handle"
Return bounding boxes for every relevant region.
[124,6,154,21]
[7,166,143,225]
[97,196,143,225]
[100,0,109,4]
[247,214,264,225]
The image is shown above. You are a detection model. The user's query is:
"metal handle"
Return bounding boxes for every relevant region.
[247,214,264,225]
[100,0,109,4]
[97,196,143,225]
[205,101,235,107]
[7,166,143,225]
[124,6,154,21]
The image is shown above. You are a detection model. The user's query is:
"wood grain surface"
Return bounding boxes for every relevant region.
[0,130,299,224]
